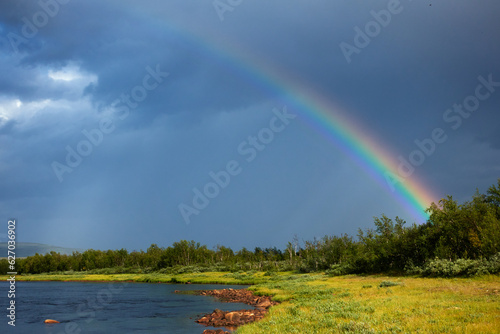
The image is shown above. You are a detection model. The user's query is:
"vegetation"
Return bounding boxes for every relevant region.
[240,273,500,333]
[6,271,272,285]
[2,180,500,277]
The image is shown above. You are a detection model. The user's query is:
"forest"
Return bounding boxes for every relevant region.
[2,180,500,277]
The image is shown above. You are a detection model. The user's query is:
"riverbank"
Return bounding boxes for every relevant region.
[179,288,278,332]
[2,271,273,285]
[2,272,499,333]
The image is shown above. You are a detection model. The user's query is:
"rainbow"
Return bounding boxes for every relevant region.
[143,13,437,222]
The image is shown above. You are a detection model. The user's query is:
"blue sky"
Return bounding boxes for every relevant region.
[1,0,499,251]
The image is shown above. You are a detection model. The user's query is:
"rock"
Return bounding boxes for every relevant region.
[44,319,60,324]
[194,288,278,331]
[225,311,240,323]
[256,299,272,308]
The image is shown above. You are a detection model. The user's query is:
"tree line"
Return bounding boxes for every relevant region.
[2,180,499,276]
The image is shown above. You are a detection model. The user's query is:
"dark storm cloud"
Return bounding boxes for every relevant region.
[3,0,274,119]
[3,0,497,131]
[0,0,499,250]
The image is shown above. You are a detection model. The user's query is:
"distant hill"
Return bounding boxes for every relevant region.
[0,242,84,258]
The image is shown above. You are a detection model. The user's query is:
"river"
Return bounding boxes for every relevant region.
[0,281,252,333]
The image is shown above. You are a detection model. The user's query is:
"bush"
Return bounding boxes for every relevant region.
[408,253,500,277]
[404,260,423,275]
[325,263,352,276]
[276,263,294,272]
[424,258,476,277]
[485,252,500,274]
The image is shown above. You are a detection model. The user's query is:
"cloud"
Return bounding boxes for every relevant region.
[0,0,499,250]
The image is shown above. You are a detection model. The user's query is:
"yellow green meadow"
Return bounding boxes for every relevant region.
[3,272,499,333]
[242,274,500,333]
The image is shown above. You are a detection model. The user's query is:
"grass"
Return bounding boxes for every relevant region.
[0,271,280,285]
[2,272,499,333]
[239,274,500,334]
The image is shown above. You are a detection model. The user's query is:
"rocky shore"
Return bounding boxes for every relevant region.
[178,288,278,333]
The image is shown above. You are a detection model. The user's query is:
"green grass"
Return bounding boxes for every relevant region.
[2,272,499,333]
[0,271,281,285]
[239,274,500,333]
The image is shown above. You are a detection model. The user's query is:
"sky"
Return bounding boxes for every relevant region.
[0,0,499,252]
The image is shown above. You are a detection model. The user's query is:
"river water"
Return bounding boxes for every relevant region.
[0,281,252,333]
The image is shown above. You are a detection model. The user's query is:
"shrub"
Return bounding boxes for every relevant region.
[325,263,352,276]
[379,281,402,288]
[404,260,423,275]
[485,252,500,274]
[411,253,500,277]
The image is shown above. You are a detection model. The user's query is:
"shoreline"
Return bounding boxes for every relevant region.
[0,271,270,285]
[181,288,278,334]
